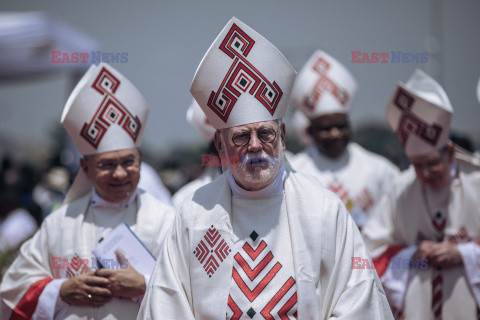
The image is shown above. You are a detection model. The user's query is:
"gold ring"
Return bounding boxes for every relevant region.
[87,294,92,299]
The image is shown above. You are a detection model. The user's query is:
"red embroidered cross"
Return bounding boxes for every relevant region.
[65,255,90,279]
[194,226,230,277]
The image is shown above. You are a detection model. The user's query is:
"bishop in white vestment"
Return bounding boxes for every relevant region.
[290,50,400,228]
[138,17,394,320]
[363,69,480,319]
[0,63,175,320]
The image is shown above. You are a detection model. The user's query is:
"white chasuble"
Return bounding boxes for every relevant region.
[363,156,480,319]
[291,143,399,227]
[0,190,175,320]
[227,195,297,319]
[138,166,394,320]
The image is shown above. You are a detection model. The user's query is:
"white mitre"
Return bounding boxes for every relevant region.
[386,68,452,158]
[190,17,296,129]
[186,99,215,142]
[292,50,357,119]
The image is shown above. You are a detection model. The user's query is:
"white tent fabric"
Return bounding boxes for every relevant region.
[0,11,99,80]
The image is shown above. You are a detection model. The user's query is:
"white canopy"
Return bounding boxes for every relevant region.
[0,11,99,81]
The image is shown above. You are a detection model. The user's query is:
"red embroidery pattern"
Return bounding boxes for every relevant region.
[194,226,230,277]
[446,226,473,244]
[393,87,442,148]
[260,279,297,320]
[355,188,374,213]
[228,295,243,320]
[304,57,350,111]
[417,226,473,245]
[328,182,349,202]
[431,271,443,320]
[228,238,297,320]
[80,67,142,148]
[65,255,89,279]
[207,23,283,123]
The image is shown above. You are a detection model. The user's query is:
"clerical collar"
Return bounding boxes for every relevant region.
[90,189,138,208]
[227,165,286,198]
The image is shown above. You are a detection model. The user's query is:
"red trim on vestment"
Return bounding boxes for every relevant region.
[372,245,405,278]
[10,278,53,320]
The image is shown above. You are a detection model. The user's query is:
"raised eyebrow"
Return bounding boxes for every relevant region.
[120,155,137,161]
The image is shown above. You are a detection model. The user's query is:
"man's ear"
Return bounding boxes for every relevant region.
[446,141,455,162]
[214,131,223,153]
[80,157,91,176]
[307,124,313,137]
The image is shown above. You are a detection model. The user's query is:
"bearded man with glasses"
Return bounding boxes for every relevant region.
[138,17,393,320]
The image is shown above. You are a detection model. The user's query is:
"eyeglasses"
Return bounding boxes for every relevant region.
[93,158,140,173]
[231,128,278,147]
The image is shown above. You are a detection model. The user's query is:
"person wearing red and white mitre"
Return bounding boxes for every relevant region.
[0,63,175,320]
[138,17,393,320]
[363,69,480,319]
[290,50,400,229]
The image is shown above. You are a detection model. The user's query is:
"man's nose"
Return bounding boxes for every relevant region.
[247,133,262,153]
[420,165,435,178]
[329,127,342,138]
[112,164,128,178]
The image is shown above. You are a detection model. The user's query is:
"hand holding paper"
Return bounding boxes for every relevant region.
[96,250,146,297]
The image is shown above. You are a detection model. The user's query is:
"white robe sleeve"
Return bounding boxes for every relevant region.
[0,219,54,318]
[137,211,195,320]
[318,191,394,319]
[457,242,480,306]
[31,278,68,320]
[380,246,417,311]
[330,226,394,319]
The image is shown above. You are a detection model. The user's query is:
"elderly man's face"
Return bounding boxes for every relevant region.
[214,120,286,191]
[81,148,141,203]
[410,144,454,190]
[309,113,351,159]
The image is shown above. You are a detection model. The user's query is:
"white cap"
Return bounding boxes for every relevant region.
[291,110,313,147]
[386,69,453,158]
[190,17,296,129]
[292,50,357,119]
[61,63,148,203]
[186,99,215,142]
